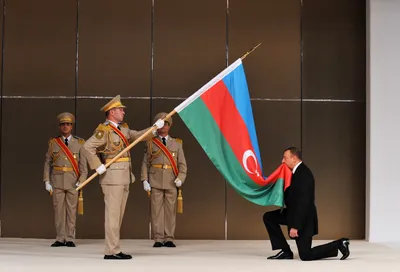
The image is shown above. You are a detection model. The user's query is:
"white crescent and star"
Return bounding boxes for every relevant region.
[242,149,260,177]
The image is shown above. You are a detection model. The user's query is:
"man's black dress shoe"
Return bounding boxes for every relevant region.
[153,242,163,247]
[164,241,176,247]
[104,252,132,260]
[338,238,350,260]
[65,241,76,247]
[51,241,66,247]
[267,250,294,259]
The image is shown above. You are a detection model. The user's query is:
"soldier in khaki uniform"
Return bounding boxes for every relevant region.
[81,95,164,260]
[141,112,187,248]
[43,112,88,247]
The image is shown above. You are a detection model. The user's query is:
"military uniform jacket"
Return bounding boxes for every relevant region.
[43,136,88,190]
[141,136,187,190]
[82,121,154,185]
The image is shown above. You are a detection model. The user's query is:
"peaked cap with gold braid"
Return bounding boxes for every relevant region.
[100,95,126,112]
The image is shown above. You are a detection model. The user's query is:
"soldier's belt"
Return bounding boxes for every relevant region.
[151,164,172,169]
[105,157,130,163]
[53,166,74,172]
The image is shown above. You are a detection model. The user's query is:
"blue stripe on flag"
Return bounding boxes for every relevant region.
[222,63,263,172]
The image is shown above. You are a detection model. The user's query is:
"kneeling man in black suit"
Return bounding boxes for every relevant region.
[263,147,350,261]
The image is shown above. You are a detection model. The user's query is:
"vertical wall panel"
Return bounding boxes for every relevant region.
[302,0,366,100]
[229,0,301,99]
[0,0,4,216]
[301,103,365,239]
[301,0,366,239]
[152,0,227,238]
[3,0,77,95]
[76,0,153,238]
[78,0,151,97]
[153,0,226,97]
[1,99,75,237]
[1,0,78,238]
[227,0,302,239]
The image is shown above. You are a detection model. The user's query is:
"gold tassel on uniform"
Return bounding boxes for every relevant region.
[78,190,84,215]
[177,188,183,214]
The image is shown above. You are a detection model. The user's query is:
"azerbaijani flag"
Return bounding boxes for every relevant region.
[175,58,292,207]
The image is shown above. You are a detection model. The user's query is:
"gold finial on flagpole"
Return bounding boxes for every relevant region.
[240,42,262,60]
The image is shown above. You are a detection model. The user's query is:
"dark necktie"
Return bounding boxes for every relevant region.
[162,137,166,146]
[117,125,121,131]
[65,138,68,146]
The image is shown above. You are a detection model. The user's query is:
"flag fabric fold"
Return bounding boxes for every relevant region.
[175,59,292,207]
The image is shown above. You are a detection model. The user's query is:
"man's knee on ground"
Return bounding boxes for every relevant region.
[299,251,313,261]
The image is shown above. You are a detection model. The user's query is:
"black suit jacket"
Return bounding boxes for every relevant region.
[284,162,318,238]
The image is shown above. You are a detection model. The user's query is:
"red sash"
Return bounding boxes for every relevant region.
[110,125,130,147]
[54,137,80,177]
[152,138,179,177]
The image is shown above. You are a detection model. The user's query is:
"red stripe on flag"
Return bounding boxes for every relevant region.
[200,80,267,186]
[264,163,292,191]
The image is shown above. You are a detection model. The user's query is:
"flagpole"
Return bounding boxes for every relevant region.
[240,42,261,60]
[76,44,260,191]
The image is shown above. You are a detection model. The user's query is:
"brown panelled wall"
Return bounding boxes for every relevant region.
[0,0,366,240]
[153,0,227,239]
[302,0,366,239]
[227,0,302,239]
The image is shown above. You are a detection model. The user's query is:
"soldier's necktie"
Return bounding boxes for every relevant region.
[162,137,166,146]
[117,125,121,131]
[65,138,68,146]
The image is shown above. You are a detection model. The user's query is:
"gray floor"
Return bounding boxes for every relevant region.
[0,239,399,272]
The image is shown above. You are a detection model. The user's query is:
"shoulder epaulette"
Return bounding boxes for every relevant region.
[120,122,129,129]
[48,138,56,146]
[73,135,85,144]
[175,138,183,144]
[96,123,111,131]
[50,135,61,143]
[94,123,111,139]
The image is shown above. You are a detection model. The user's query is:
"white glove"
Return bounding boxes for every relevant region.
[96,164,107,175]
[143,180,151,192]
[174,178,182,187]
[154,119,165,129]
[76,181,80,187]
[45,181,53,192]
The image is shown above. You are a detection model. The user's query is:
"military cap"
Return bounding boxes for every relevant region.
[100,95,126,112]
[57,112,75,124]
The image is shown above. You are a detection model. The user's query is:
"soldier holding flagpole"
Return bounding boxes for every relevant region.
[81,95,165,260]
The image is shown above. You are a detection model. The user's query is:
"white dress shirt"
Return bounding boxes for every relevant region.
[108,120,120,128]
[159,135,169,141]
[292,161,302,174]
[62,135,72,143]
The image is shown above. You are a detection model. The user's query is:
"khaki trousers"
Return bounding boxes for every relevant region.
[101,184,129,255]
[151,188,177,242]
[52,188,78,242]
